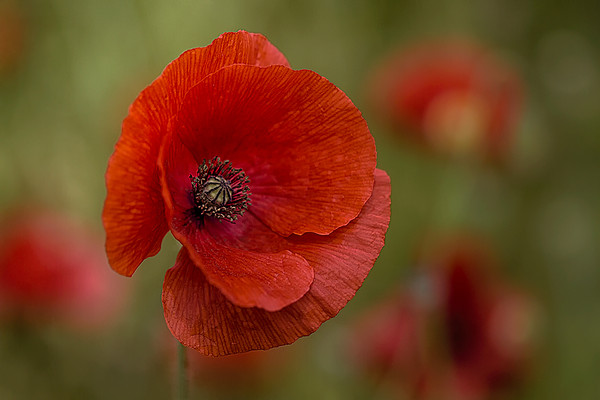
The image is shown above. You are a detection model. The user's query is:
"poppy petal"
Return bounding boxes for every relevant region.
[285,168,391,310]
[162,169,390,355]
[188,239,314,312]
[103,31,288,276]
[103,141,169,277]
[173,64,376,237]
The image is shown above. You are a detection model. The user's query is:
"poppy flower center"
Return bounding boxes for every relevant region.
[189,156,251,222]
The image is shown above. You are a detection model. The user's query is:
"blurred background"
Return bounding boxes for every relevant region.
[1,0,599,399]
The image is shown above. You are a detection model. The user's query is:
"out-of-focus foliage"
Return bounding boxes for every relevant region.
[1,0,599,399]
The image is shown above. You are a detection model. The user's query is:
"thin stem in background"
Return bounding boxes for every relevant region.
[177,341,189,400]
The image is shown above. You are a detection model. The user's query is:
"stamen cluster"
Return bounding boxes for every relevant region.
[190,156,251,222]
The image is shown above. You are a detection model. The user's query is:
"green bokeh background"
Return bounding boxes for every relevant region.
[1,0,599,398]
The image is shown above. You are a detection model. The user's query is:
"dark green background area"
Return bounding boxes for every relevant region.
[1,0,599,399]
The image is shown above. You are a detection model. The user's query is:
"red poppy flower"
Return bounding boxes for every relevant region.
[369,39,523,161]
[350,236,537,399]
[185,345,289,394]
[0,0,27,77]
[0,210,126,330]
[160,325,291,395]
[103,31,391,356]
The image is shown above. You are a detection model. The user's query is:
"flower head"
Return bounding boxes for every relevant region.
[0,209,126,330]
[0,0,27,77]
[186,345,289,395]
[103,31,391,356]
[160,325,291,395]
[350,235,538,399]
[369,39,523,161]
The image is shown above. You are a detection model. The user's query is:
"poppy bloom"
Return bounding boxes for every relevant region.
[184,344,289,395]
[350,236,537,399]
[0,0,27,77]
[185,348,284,389]
[159,324,291,396]
[0,210,126,330]
[369,39,523,161]
[103,31,391,356]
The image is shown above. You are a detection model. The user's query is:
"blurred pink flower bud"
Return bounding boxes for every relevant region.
[0,209,127,331]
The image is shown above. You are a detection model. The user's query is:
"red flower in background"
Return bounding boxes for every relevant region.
[369,39,523,161]
[0,0,27,77]
[103,31,391,356]
[351,236,538,400]
[185,346,290,396]
[160,326,291,396]
[0,210,126,330]
[186,349,280,388]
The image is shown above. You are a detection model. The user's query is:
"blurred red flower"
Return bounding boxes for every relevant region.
[369,39,523,161]
[0,210,126,330]
[0,0,27,77]
[160,325,291,395]
[103,31,391,356]
[186,346,290,395]
[351,236,538,400]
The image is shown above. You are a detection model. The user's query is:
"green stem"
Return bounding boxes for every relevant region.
[177,341,189,400]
